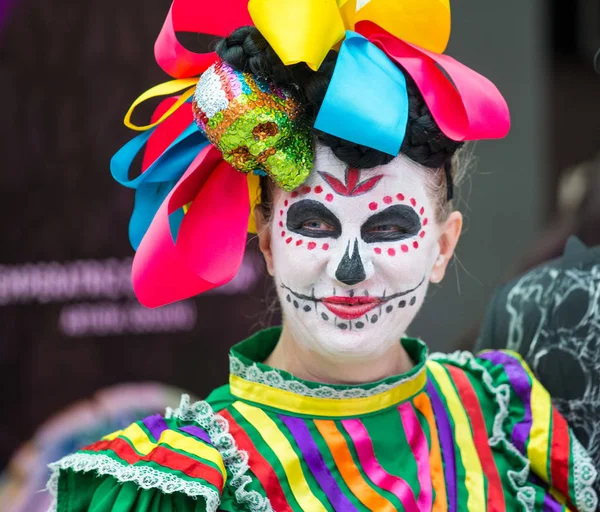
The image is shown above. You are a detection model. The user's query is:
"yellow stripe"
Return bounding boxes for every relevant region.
[119,423,227,482]
[500,351,552,482]
[102,430,122,441]
[233,401,328,512]
[524,368,552,482]
[230,368,426,417]
[427,361,485,511]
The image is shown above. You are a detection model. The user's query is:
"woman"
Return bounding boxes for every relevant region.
[48,1,598,511]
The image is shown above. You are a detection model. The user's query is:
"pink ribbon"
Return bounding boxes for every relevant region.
[358,21,510,141]
[155,0,252,78]
[141,98,194,172]
[132,145,250,307]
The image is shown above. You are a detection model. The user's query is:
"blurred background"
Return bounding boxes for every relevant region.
[0,0,599,508]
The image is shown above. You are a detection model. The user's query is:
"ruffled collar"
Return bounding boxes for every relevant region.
[228,327,428,417]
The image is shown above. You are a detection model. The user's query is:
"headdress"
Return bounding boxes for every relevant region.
[112,0,510,307]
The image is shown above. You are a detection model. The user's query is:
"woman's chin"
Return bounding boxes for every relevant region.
[299,325,401,362]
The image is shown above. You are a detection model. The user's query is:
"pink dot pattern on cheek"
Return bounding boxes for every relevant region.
[279,221,283,227]
[401,244,409,253]
[420,231,426,238]
[383,196,392,204]
[420,207,425,215]
[296,240,303,246]
[374,248,382,255]
[286,237,292,244]
[279,210,283,216]
[326,194,334,203]
[281,231,286,237]
[307,242,317,250]
[314,186,323,194]
[284,200,289,207]
[291,191,299,198]
[322,243,329,251]
[397,193,405,201]
[410,198,417,207]
[388,248,396,256]
[413,241,419,249]
[369,202,378,211]
[301,186,311,194]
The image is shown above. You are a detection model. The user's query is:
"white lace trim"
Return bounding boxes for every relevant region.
[429,351,598,512]
[229,354,426,400]
[572,435,599,512]
[167,394,273,512]
[45,452,220,512]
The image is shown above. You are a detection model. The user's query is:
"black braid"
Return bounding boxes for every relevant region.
[216,26,463,173]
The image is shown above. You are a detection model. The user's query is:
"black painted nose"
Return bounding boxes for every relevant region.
[335,239,367,286]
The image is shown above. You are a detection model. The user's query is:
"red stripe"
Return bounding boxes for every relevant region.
[84,437,224,489]
[446,366,506,512]
[220,410,292,512]
[550,408,572,503]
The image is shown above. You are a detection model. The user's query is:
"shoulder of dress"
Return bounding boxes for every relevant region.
[47,394,273,512]
[427,348,530,377]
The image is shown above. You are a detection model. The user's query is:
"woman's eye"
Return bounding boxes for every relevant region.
[302,220,334,231]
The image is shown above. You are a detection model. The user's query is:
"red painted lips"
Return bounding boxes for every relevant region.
[322,296,381,320]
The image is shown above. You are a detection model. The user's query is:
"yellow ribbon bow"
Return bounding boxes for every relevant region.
[249,0,451,71]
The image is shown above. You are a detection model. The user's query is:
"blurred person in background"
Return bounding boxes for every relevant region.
[46,1,598,511]
[473,50,600,492]
[475,150,600,493]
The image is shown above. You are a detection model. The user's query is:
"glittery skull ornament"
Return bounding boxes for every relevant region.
[192,60,313,191]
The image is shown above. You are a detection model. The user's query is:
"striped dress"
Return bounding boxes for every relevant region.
[48,327,598,511]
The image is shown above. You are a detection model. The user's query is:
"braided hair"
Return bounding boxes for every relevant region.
[215,26,464,222]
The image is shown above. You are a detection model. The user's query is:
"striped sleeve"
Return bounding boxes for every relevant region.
[479,350,598,512]
[48,414,225,512]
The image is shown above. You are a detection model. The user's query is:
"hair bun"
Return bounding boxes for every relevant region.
[216,27,463,172]
[215,26,298,88]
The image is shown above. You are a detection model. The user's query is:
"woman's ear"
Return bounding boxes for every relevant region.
[429,210,463,284]
[255,207,275,276]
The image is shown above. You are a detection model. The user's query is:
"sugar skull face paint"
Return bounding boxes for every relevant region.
[269,144,442,361]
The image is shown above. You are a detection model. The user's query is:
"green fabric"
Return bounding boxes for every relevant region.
[50,327,598,512]
[58,470,209,512]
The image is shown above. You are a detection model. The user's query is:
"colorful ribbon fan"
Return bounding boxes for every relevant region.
[113,0,510,308]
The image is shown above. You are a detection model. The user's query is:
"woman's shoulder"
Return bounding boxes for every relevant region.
[426,347,541,395]
[426,349,598,512]
[46,391,257,512]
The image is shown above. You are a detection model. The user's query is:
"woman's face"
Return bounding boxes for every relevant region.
[263,144,460,361]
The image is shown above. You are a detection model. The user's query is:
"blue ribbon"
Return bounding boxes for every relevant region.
[314,31,409,156]
[110,121,208,249]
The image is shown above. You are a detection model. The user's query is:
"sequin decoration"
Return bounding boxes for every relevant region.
[192,60,313,191]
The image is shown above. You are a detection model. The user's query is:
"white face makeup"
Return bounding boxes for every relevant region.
[270,144,441,361]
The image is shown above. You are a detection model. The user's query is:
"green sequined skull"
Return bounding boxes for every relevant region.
[192,61,313,191]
